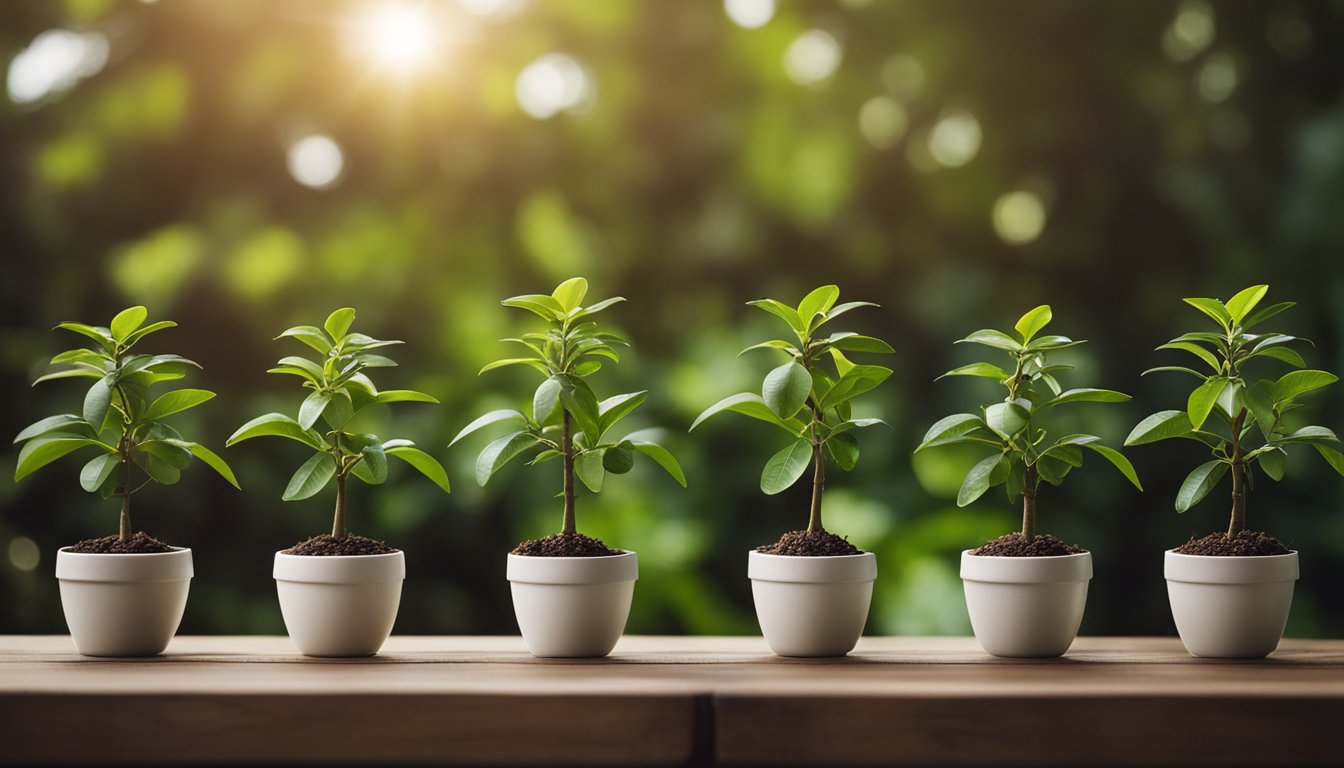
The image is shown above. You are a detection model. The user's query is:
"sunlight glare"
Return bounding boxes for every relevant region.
[359,4,439,72]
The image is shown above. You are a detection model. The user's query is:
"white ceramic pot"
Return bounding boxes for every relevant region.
[506,550,637,658]
[55,547,193,657]
[273,550,404,657]
[961,550,1091,658]
[1165,549,1298,658]
[748,551,876,657]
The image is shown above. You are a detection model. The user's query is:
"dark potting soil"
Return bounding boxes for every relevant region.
[756,529,862,557]
[284,534,398,556]
[1175,530,1290,556]
[970,533,1086,557]
[67,532,174,554]
[511,532,622,557]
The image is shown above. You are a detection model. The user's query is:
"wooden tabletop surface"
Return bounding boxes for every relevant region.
[3,635,1342,766]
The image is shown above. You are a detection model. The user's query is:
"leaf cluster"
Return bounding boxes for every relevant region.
[14,307,237,496]
[1124,285,1343,511]
[692,285,893,495]
[228,308,449,500]
[919,305,1141,507]
[452,278,685,492]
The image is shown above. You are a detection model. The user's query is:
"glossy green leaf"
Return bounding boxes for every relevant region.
[179,440,240,489]
[1187,376,1228,430]
[1048,388,1130,406]
[1258,448,1285,481]
[1141,365,1206,379]
[916,413,989,451]
[957,454,1005,507]
[575,449,606,492]
[1125,410,1193,446]
[1244,381,1277,439]
[137,439,193,470]
[55,321,115,352]
[762,361,812,419]
[14,414,94,443]
[631,441,686,487]
[551,277,588,312]
[298,391,332,430]
[1224,285,1268,324]
[818,364,891,410]
[1014,305,1052,343]
[1249,346,1306,368]
[109,306,148,342]
[739,340,801,358]
[956,329,1021,351]
[824,333,894,354]
[558,375,603,441]
[375,389,439,404]
[282,452,336,501]
[936,362,1009,381]
[602,441,635,474]
[475,431,540,486]
[142,454,181,485]
[385,446,451,493]
[984,401,1029,440]
[1241,301,1295,330]
[33,368,105,386]
[502,294,565,321]
[826,432,859,470]
[746,299,805,335]
[79,452,119,493]
[276,325,332,355]
[142,388,215,421]
[82,376,114,428]
[1312,443,1344,478]
[1273,425,1339,446]
[1273,370,1338,404]
[760,438,813,495]
[533,378,561,424]
[598,391,646,435]
[227,413,324,449]
[351,440,388,485]
[1156,341,1220,372]
[1084,444,1142,490]
[1183,297,1233,331]
[690,393,802,435]
[323,308,356,340]
[479,357,549,376]
[1175,460,1227,512]
[449,409,526,446]
[797,285,840,324]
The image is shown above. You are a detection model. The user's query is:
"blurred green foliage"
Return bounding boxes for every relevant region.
[2,0,1343,639]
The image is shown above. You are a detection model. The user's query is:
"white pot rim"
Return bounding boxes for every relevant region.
[55,546,193,583]
[1164,548,1299,584]
[960,550,1092,584]
[273,549,405,584]
[747,550,876,584]
[506,549,637,585]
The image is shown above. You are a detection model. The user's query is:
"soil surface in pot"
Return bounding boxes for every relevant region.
[512,532,621,557]
[67,532,174,553]
[756,529,862,556]
[1175,530,1290,556]
[284,534,398,556]
[970,533,1085,557]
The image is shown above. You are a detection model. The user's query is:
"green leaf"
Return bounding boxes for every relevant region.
[828,418,889,438]
[1187,376,1229,430]
[274,355,324,380]
[826,432,859,470]
[1215,379,1244,420]
[746,299,805,335]
[356,354,398,368]
[109,306,148,342]
[283,453,336,501]
[33,368,106,386]
[762,361,812,419]
[1273,425,1340,446]
[276,325,333,355]
[739,340,801,357]
[1248,346,1306,368]
[984,401,1030,440]
[375,389,439,404]
[1312,443,1344,478]
[179,441,240,489]
[1175,460,1228,512]
[1025,334,1083,351]
[819,364,891,410]
[1084,444,1143,490]
[502,294,565,321]
[916,414,989,451]
[599,391,646,435]
[533,378,561,424]
[602,441,635,474]
[321,390,353,429]
[956,329,1021,351]
[142,389,216,421]
[475,431,540,486]
[1273,370,1338,404]
[142,454,181,485]
[323,308,356,340]
[631,441,686,487]
[957,454,1005,507]
[824,333,894,354]
[823,301,879,322]
[14,414,94,443]
[1225,285,1269,324]
[936,362,1009,381]
[1014,305,1052,343]
[1258,448,1285,481]
[138,439,193,470]
[551,277,589,312]
[1047,388,1131,407]
[1183,297,1233,331]
[1156,341,1221,373]
[575,296,625,317]
[351,440,388,485]
[227,413,324,449]
[298,391,332,430]
[82,376,114,427]
[55,321,115,352]
[691,392,803,435]
[1004,456,1026,500]
[1035,454,1073,485]
[797,285,840,325]
[1244,381,1277,439]
[479,357,549,376]
[79,453,119,493]
[1242,301,1295,330]
[15,437,105,482]
[576,449,606,492]
[449,409,527,447]
[386,445,451,492]
[558,375,603,442]
[1125,410,1194,446]
[760,438,813,495]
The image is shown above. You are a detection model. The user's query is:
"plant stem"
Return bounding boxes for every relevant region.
[118,457,131,541]
[561,411,576,535]
[807,439,825,533]
[1227,408,1247,538]
[331,474,347,538]
[1022,465,1038,541]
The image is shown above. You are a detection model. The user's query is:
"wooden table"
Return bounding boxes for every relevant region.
[2,636,1342,766]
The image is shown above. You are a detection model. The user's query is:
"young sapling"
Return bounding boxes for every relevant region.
[1125,285,1343,556]
[692,285,894,556]
[919,305,1142,556]
[451,277,686,557]
[228,308,450,555]
[14,307,239,552]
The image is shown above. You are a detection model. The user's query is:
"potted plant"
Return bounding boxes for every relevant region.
[13,307,239,656]
[1125,285,1341,658]
[227,308,450,657]
[919,305,1142,658]
[690,285,892,657]
[451,277,685,658]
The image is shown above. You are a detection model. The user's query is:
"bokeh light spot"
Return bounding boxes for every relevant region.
[724,0,774,29]
[458,0,527,19]
[8,537,39,572]
[992,190,1047,245]
[515,54,593,120]
[858,96,907,149]
[1163,1,1214,62]
[1197,52,1237,103]
[927,109,981,168]
[881,54,925,101]
[6,29,108,105]
[287,134,344,189]
[784,30,841,86]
